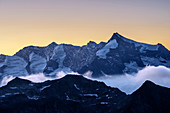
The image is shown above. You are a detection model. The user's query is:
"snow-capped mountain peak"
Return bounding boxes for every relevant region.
[0,33,169,78]
[110,32,161,52]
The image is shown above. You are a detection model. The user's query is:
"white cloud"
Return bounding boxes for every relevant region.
[0,66,170,95]
[19,73,55,83]
[88,66,170,94]
[0,71,79,86]
[19,71,79,83]
[0,75,15,87]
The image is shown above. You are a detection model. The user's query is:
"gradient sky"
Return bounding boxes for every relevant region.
[0,0,170,55]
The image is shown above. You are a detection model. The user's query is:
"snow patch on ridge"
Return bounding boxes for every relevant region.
[0,62,4,68]
[29,53,47,74]
[141,56,170,67]
[51,45,66,67]
[3,56,28,77]
[40,85,51,91]
[96,39,118,59]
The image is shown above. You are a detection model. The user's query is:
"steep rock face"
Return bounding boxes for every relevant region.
[126,81,170,113]
[78,33,170,77]
[62,42,105,71]
[0,33,169,78]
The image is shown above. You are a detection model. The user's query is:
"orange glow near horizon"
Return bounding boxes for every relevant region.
[0,0,170,55]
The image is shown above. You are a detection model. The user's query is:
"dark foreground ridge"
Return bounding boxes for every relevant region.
[0,75,170,113]
[126,81,170,113]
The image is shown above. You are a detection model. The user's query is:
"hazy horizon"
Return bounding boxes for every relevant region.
[0,0,170,55]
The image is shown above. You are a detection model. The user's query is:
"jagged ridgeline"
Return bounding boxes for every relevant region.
[0,33,170,79]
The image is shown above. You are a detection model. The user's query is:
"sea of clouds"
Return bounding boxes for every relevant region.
[0,65,170,94]
[87,66,170,94]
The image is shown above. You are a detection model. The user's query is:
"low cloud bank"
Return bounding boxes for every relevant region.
[0,66,170,94]
[0,71,78,87]
[86,66,170,94]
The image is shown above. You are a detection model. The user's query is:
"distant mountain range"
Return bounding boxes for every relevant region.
[0,34,170,112]
[0,33,170,79]
[0,75,169,113]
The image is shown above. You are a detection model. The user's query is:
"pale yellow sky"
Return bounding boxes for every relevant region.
[0,0,169,55]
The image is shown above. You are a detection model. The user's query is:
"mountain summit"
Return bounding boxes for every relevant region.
[0,33,169,78]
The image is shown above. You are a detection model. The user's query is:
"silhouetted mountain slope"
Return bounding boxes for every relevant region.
[126,81,170,113]
[0,75,131,113]
[0,75,170,113]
